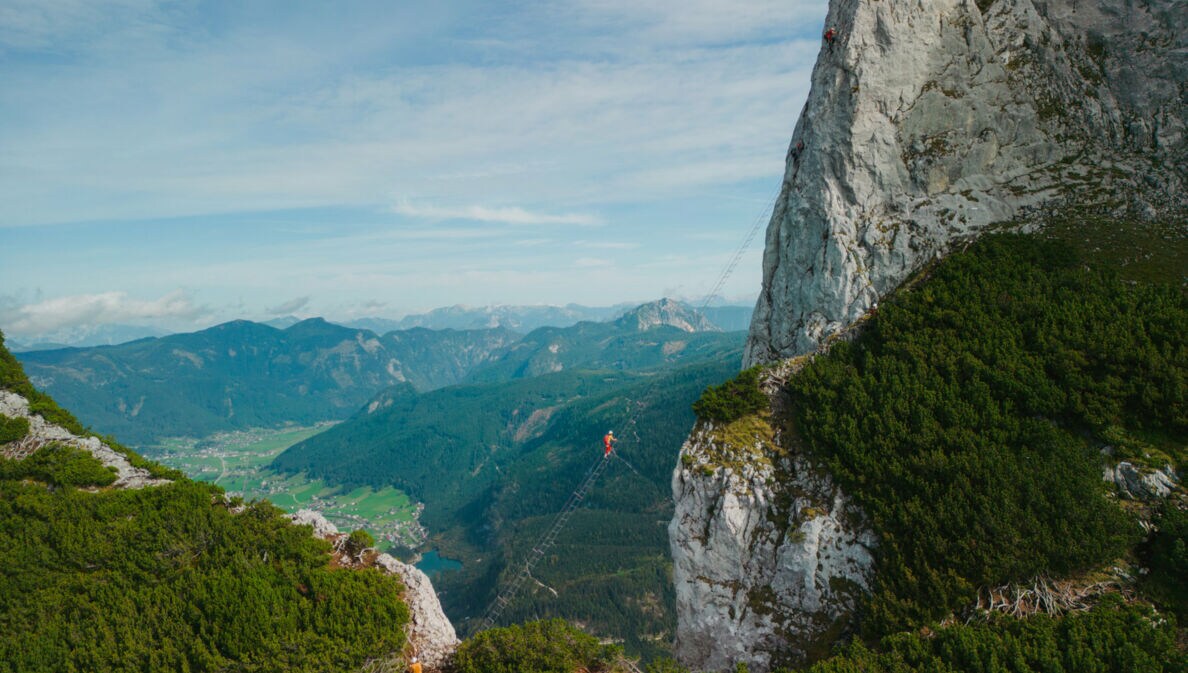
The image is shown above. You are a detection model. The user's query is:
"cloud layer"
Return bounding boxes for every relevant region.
[0,0,827,336]
[0,290,207,337]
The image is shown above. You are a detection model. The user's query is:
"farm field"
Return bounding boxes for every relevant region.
[146,424,424,549]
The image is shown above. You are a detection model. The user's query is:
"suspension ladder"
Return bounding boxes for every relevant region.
[478,452,613,630]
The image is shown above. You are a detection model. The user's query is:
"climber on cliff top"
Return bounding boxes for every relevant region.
[603,430,616,457]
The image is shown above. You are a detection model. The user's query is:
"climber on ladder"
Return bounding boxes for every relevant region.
[603,430,616,457]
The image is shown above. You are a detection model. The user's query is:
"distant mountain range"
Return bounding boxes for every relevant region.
[7,300,753,351]
[15,318,517,444]
[13,299,744,446]
[7,323,171,352]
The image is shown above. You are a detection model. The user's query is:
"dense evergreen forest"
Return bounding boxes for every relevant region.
[783,234,1183,637]
[0,336,412,672]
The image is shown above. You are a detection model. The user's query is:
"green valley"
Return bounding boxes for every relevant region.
[146,425,423,549]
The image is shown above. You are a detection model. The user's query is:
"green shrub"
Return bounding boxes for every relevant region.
[453,619,622,673]
[693,367,768,423]
[1140,504,1188,621]
[800,598,1179,673]
[786,234,1181,636]
[0,415,29,444]
[346,528,375,557]
[0,444,118,487]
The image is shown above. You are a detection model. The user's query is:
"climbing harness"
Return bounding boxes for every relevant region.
[476,187,779,631]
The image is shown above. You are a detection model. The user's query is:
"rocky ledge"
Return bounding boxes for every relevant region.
[0,389,170,489]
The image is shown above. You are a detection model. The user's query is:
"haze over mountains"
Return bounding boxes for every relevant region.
[8,301,755,352]
[14,299,746,446]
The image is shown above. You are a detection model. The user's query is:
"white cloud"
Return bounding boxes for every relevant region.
[574,240,639,250]
[0,2,820,227]
[0,289,207,338]
[268,295,311,315]
[391,201,601,226]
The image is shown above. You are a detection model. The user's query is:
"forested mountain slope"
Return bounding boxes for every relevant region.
[465,299,741,383]
[0,333,413,672]
[274,344,745,659]
[16,318,517,444]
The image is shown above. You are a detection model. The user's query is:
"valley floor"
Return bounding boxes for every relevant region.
[145,424,425,549]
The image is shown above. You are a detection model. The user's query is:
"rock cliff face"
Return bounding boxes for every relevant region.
[675,1,1184,670]
[670,361,875,672]
[745,0,1186,365]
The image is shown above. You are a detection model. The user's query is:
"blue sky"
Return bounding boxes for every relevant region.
[0,0,828,339]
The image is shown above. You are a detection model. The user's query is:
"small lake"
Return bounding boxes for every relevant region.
[416,550,463,577]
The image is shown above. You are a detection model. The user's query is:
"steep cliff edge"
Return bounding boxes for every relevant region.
[745,0,1185,365]
[673,233,1185,672]
[670,364,875,672]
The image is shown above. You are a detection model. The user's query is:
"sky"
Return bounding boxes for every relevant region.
[0,0,829,340]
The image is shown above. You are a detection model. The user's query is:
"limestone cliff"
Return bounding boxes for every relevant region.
[674,1,1184,670]
[745,0,1185,365]
[670,359,874,672]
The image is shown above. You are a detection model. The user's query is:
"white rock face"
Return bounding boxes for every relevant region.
[745,0,1186,365]
[1104,462,1180,502]
[374,554,460,669]
[290,508,342,539]
[670,421,874,672]
[0,390,170,489]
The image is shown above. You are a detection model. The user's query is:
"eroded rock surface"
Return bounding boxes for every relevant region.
[0,390,170,489]
[745,0,1186,365]
[374,554,460,669]
[670,419,874,672]
[1105,462,1180,502]
[288,509,459,669]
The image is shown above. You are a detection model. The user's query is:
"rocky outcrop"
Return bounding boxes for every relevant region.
[374,554,460,669]
[1104,462,1180,502]
[670,415,874,672]
[288,510,459,669]
[745,0,1186,366]
[616,298,720,333]
[0,389,170,489]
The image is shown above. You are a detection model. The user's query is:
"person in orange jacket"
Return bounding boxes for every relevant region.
[408,655,422,673]
[603,430,616,457]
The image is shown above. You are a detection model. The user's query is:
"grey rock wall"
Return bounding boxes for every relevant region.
[670,419,874,672]
[675,1,1184,669]
[745,0,1186,365]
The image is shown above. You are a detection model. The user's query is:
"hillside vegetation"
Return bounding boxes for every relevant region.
[0,334,411,672]
[783,234,1184,637]
[276,353,742,659]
